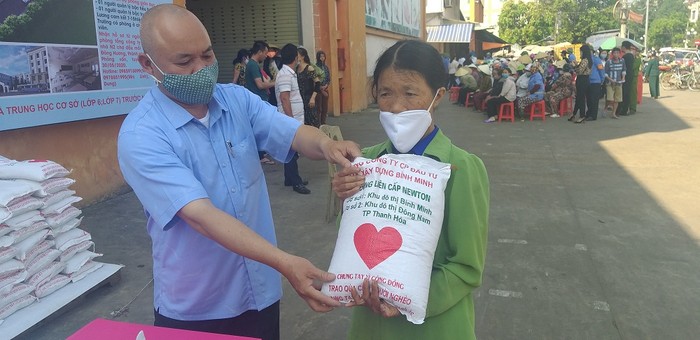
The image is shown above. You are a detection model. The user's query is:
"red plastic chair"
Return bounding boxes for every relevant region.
[558,97,573,115]
[465,91,474,107]
[449,86,460,102]
[498,102,515,122]
[529,100,546,121]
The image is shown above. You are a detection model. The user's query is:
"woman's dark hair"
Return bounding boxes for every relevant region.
[232,48,249,65]
[280,43,298,65]
[580,44,593,70]
[371,40,448,100]
[298,47,311,64]
[316,50,326,66]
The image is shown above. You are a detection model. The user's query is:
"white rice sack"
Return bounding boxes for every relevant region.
[0,284,11,296]
[0,294,36,320]
[25,261,66,288]
[44,206,81,228]
[26,249,61,277]
[20,240,55,265]
[62,251,102,275]
[40,189,76,208]
[8,179,46,197]
[40,177,76,195]
[0,270,27,292]
[0,247,18,264]
[68,260,103,283]
[54,228,91,252]
[0,225,11,238]
[0,284,34,310]
[4,195,43,218]
[41,196,82,215]
[322,154,451,324]
[35,274,71,298]
[0,180,38,207]
[8,222,50,245]
[52,217,83,235]
[14,231,51,262]
[58,240,94,262]
[0,159,70,182]
[0,260,24,277]
[1,210,43,230]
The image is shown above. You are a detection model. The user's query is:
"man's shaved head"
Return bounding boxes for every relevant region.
[140,4,206,55]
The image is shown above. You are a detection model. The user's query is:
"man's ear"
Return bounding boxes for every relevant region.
[138,53,156,77]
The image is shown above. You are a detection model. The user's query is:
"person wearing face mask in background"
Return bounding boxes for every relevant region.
[331,39,489,340]
[232,48,249,86]
[516,63,544,120]
[484,68,516,123]
[118,5,362,339]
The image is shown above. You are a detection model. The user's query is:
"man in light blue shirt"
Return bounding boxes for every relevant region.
[118,5,359,340]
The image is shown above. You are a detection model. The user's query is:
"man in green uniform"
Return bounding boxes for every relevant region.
[644,51,660,99]
[628,47,642,114]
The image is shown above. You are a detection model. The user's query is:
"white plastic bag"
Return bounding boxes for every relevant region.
[68,261,103,283]
[44,206,82,228]
[40,189,76,208]
[40,195,82,215]
[0,247,18,264]
[54,228,91,252]
[35,274,71,298]
[0,284,34,310]
[14,231,51,262]
[52,217,83,235]
[0,294,36,319]
[25,261,66,288]
[58,240,94,262]
[322,154,451,324]
[0,159,70,181]
[62,251,102,274]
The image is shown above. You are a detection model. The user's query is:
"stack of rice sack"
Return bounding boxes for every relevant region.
[0,158,102,322]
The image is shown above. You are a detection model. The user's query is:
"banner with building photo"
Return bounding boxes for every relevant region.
[0,0,171,132]
[365,0,420,38]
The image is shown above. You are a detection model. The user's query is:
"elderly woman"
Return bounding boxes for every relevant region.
[472,65,493,111]
[516,63,544,119]
[544,63,574,117]
[332,39,489,340]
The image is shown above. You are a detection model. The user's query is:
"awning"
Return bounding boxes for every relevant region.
[474,29,509,44]
[426,23,474,43]
[474,29,510,51]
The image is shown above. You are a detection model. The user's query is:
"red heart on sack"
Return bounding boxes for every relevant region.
[353,223,403,269]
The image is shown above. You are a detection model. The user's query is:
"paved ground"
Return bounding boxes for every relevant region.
[18,87,700,339]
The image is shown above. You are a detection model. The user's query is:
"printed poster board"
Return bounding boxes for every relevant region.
[365,0,421,38]
[0,0,171,131]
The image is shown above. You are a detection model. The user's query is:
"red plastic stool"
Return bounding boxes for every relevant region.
[449,86,460,102]
[465,91,474,107]
[498,102,515,122]
[558,97,573,115]
[529,100,546,121]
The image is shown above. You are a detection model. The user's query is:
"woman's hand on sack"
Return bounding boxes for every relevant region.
[332,166,365,199]
[348,279,400,318]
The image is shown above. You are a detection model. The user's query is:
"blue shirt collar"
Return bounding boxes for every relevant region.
[391,125,440,155]
[151,86,225,129]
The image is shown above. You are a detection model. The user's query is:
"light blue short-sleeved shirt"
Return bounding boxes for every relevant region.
[118,84,301,321]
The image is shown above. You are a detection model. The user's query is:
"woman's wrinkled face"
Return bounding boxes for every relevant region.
[376,67,436,114]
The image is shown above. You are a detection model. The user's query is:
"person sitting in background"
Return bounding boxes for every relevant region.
[472,65,492,111]
[331,39,489,340]
[515,63,544,119]
[484,68,516,123]
[455,65,478,106]
[544,63,574,117]
[515,66,530,105]
[481,69,505,115]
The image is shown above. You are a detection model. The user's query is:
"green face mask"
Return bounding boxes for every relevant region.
[147,54,218,105]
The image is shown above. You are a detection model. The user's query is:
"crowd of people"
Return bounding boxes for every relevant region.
[231,40,332,194]
[449,41,650,124]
